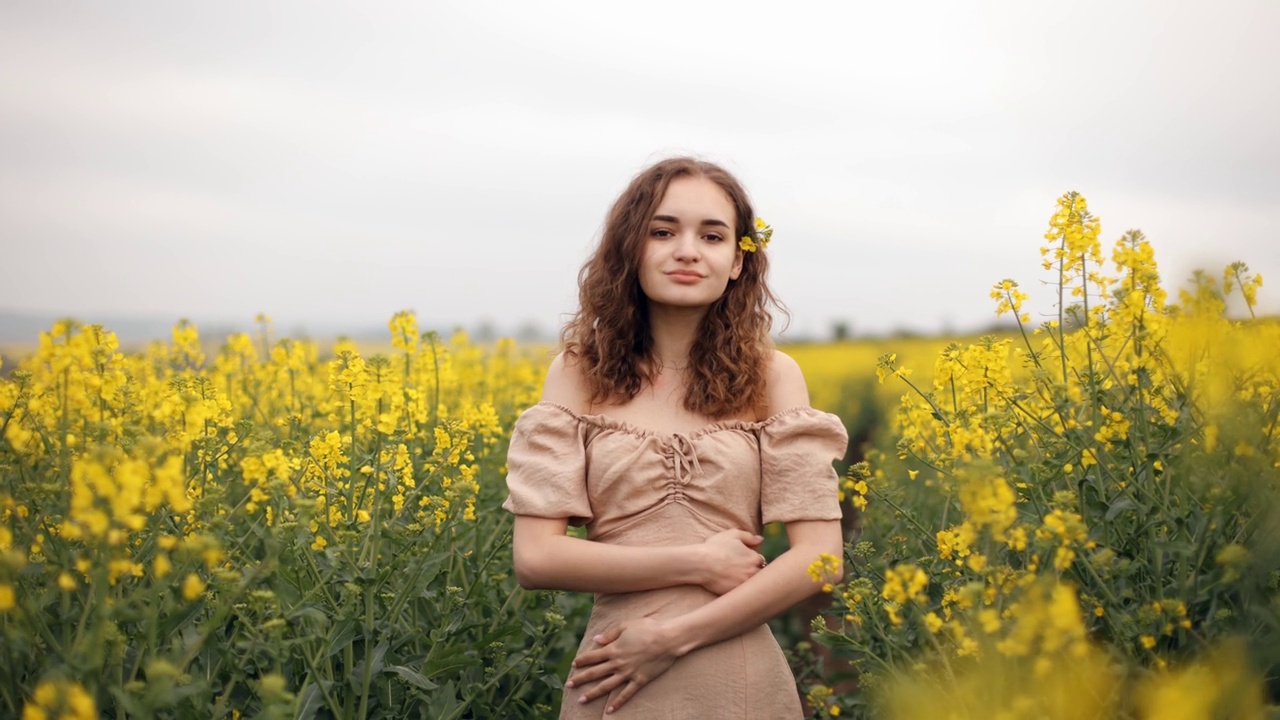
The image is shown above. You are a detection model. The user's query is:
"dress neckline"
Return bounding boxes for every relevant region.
[530,401,826,440]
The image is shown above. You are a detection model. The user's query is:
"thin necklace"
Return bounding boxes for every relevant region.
[655,358,688,371]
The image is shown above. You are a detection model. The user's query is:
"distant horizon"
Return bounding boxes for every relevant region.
[0,305,1029,347]
[4,302,1089,353]
[5,303,1276,357]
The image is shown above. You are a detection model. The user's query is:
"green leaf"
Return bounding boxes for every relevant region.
[325,619,358,657]
[1105,496,1138,522]
[348,640,389,688]
[385,665,439,691]
[293,681,328,720]
[424,646,475,679]
[425,680,463,719]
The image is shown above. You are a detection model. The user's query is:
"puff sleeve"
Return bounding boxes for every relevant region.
[502,403,593,526]
[759,408,848,524]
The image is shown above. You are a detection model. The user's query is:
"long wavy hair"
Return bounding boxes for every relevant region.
[561,157,785,418]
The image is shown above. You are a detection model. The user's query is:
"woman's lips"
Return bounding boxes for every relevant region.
[667,271,703,283]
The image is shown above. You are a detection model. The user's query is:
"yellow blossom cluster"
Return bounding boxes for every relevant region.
[881,563,928,626]
[1035,509,1094,572]
[21,679,97,720]
[808,552,843,593]
[957,470,1016,542]
[839,461,871,511]
[991,279,1031,325]
[1134,640,1266,720]
[1041,191,1105,294]
[805,683,842,718]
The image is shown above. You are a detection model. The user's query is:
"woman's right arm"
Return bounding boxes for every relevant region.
[513,517,764,594]
[510,353,764,595]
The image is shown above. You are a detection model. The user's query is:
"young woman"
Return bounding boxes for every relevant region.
[503,157,847,718]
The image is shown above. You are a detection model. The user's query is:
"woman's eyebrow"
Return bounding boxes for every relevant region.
[651,214,731,229]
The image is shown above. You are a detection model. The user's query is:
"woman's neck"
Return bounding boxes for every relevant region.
[647,303,705,369]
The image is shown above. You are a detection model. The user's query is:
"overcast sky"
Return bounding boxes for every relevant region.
[1,1,1277,341]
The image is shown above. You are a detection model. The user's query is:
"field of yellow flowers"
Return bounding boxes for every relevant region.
[0,316,588,718]
[1,191,1277,719]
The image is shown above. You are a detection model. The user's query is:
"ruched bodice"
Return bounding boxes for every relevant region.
[503,401,848,719]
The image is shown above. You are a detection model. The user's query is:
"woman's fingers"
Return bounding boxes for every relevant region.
[567,656,610,686]
[593,626,624,646]
[578,672,626,703]
[567,658,615,688]
[573,648,607,668]
[607,680,645,713]
[574,625,624,669]
[567,618,674,708]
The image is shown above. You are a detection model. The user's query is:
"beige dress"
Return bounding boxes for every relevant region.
[503,402,847,719]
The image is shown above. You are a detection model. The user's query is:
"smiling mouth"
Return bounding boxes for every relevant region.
[667,271,703,280]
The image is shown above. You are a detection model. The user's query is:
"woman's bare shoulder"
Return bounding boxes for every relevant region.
[761,348,811,417]
[541,351,592,412]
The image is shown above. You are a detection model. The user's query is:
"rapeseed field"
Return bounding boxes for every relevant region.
[2,192,1276,718]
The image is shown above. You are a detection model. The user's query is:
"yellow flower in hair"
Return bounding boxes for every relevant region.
[740,217,773,252]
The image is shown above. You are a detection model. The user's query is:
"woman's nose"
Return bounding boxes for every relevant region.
[672,233,700,260]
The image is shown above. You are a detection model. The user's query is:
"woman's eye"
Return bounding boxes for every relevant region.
[705,234,724,242]
[651,228,673,238]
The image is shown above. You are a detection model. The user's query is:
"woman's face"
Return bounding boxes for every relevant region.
[638,175,744,312]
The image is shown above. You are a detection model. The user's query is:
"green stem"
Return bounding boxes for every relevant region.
[429,334,441,427]
[298,640,344,715]
[895,373,949,426]
[868,487,937,544]
[357,585,375,719]
[1057,245,1069,385]
[463,526,512,604]
[177,560,274,671]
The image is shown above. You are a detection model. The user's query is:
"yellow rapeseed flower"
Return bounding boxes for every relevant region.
[389,310,420,354]
[181,573,206,601]
[923,612,944,634]
[978,608,1001,634]
[1135,641,1265,720]
[153,553,172,579]
[807,552,843,593]
[805,684,833,713]
[23,680,96,720]
[881,563,928,608]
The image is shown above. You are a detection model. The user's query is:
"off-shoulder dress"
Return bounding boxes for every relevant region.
[503,401,848,719]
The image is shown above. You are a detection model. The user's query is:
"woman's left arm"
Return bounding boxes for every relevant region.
[567,519,843,711]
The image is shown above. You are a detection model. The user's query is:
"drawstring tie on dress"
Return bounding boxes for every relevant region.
[668,434,702,486]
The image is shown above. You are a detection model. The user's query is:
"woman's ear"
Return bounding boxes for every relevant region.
[730,250,744,280]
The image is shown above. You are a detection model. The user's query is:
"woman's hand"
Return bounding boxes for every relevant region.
[566,618,679,713]
[698,529,765,595]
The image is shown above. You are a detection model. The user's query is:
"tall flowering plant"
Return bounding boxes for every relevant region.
[810,193,1280,719]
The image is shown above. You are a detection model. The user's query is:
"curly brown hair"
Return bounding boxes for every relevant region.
[561,157,785,418]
